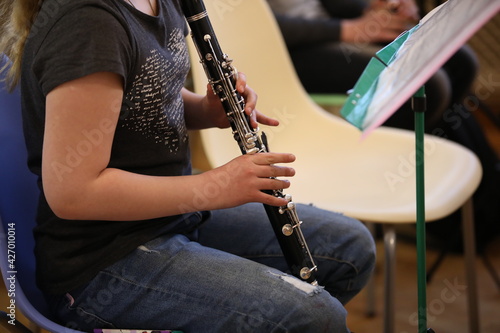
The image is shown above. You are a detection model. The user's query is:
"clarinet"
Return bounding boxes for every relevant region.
[181,0,318,285]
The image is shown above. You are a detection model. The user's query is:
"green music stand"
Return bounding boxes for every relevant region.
[340,1,500,332]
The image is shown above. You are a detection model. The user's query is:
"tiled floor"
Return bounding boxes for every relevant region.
[346,234,500,333]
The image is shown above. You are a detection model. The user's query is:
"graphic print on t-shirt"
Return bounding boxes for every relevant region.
[122,27,189,153]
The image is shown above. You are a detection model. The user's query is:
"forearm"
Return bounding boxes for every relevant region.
[45,167,226,221]
[45,152,296,221]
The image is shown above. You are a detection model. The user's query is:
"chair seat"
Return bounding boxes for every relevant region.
[200,102,482,224]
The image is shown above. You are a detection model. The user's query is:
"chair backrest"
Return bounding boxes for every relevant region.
[187,0,360,165]
[0,73,84,332]
[0,85,42,307]
[186,0,482,223]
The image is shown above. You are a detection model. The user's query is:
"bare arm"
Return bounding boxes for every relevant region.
[43,72,293,221]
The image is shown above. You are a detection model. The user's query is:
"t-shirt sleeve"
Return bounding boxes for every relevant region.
[32,5,133,96]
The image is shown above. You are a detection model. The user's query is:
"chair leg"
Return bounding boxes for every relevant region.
[481,252,500,290]
[461,198,480,333]
[383,224,396,333]
[364,222,377,317]
[426,247,447,283]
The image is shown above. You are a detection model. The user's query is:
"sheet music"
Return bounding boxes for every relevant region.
[361,0,500,134]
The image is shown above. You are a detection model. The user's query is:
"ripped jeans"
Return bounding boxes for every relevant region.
[47,203,375,333]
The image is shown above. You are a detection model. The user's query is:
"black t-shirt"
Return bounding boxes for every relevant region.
[21,0,202,295]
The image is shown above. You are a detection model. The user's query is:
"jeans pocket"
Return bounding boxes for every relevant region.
[58,288,116,331]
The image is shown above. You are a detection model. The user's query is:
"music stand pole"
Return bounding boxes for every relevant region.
[412,86,435,333]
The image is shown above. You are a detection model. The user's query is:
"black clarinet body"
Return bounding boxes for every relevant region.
[181,0,318,285]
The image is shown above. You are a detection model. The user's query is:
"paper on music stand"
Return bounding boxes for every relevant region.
[341,0,500,134]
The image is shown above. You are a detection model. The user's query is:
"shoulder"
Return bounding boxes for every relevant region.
[28,0,132,58]
[25,0,134,96]
[30,0,129,41]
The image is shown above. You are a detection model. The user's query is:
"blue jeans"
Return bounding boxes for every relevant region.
[47,203,375,332]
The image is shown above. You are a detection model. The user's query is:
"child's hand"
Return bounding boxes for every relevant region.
[204,71,279,129]
[205,152,296,208]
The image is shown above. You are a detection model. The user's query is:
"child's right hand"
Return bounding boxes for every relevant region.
[204,152,296,208]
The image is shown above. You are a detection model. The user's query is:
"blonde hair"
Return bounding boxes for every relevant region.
[0,0,42,90]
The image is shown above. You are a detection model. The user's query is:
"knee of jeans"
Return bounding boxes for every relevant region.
[353,230,376,286]
[266,279,349,332]
[300,291,350,333]
[361,226,376,267]
[339,222,376,295]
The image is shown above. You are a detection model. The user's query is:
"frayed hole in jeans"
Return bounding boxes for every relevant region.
[137,245,160,254]
[269,271,322,296]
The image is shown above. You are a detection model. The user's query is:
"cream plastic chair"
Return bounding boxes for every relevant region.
[185,1,482,332]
